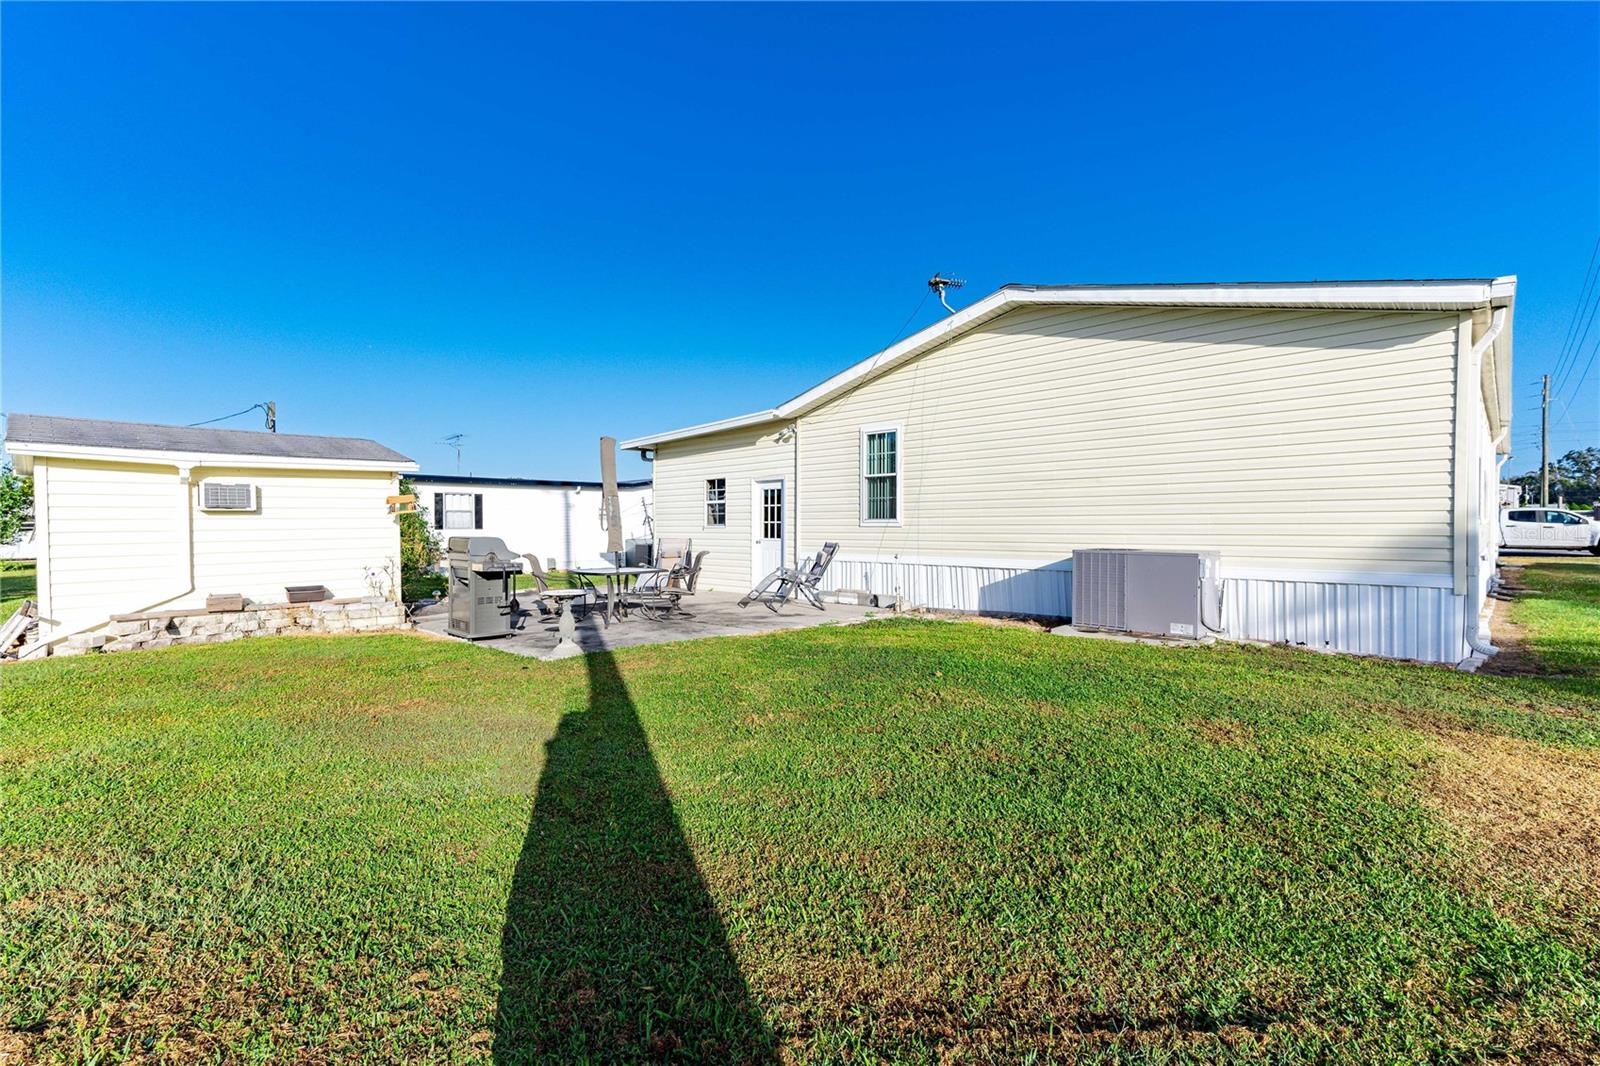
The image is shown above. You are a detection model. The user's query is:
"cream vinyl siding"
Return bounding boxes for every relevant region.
[798,304,1461,574]
[38,458,402,635]
[40,459,185,630]
[188,466,400,604]
[651,422,792,592]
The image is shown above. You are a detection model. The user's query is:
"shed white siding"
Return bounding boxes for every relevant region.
[651,423,793,592]
[39,459,186,634]
[35,457,403,641]
[188,466,402,604]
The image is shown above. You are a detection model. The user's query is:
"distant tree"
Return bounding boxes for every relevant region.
[0,466,33,545]
[397,477,445,600]
[1508,447,1600,509]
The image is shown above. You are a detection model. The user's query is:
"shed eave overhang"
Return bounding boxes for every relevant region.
[4,440,419,473]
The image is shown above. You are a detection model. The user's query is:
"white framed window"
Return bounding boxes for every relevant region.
[859,425,902,525]
[442,492,478,530]
[705,478,727,527]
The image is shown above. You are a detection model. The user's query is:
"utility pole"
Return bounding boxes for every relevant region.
[1540,374,1550,506]
[265,401,276,433]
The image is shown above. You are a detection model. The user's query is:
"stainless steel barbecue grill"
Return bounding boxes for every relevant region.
[447,536,523,640]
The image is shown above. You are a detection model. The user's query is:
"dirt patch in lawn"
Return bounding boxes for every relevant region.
[904,608,1054,632]
[1424,727,1600,935]
[1476,566,1547,677]
[1195,717,1255,747]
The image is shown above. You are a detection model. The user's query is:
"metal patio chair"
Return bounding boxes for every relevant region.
[519,554,594,620]
[739,542,838,611]
[634,537,692,594]
[631,550,708,620]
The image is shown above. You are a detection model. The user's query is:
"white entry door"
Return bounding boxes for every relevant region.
[752,478,785,585]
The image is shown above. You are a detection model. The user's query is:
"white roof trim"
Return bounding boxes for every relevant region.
[620,409,783,450]
[623,278,1517,450]
[5,439,419,473]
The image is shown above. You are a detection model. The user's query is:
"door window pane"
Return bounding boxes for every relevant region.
[762,487,782,540]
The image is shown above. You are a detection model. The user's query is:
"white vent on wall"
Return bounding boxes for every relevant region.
[200,481,257,511]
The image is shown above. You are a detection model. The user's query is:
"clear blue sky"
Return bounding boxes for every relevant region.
[4,2,1597,481]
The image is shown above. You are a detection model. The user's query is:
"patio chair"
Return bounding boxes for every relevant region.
[518,553,595,653]
[739,542,838,611]
[631,551,708,620]
[519,554,593,618]
[685,550,708,592]
[635,537,692,593]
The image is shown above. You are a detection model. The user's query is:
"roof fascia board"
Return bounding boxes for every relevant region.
[621,409,783,451]
[4,440,419,473]
[1490,293,1515,445]
[414,474,652,489]
[773,288,1020,420]
[1010,279,1504,310]
[629,278,1517,447]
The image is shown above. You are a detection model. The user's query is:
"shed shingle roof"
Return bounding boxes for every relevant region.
[5,413,413,465]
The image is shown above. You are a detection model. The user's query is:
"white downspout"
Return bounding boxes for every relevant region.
[1462,308,1508,664]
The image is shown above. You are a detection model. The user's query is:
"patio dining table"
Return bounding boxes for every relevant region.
[568,564,666,625]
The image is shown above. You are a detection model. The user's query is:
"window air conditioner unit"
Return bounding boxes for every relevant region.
[200,481,257,511]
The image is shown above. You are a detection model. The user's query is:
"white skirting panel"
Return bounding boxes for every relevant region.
[825,556,1073,618]
[1221,577,1467,664]
[824,554,1469,664]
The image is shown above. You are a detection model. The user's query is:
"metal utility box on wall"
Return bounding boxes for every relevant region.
[1072,549,1222,639]
[447,536,522,640]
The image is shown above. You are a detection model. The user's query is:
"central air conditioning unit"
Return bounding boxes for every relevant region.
[1072,549,1223,639]
[200,480,257,511]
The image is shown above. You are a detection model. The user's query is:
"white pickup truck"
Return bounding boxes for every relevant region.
[1499,507,1600,553]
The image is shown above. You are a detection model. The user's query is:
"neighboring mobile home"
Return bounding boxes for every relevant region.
[623,279,1515,665]
[409,474,653,569]
[4,414,418,652]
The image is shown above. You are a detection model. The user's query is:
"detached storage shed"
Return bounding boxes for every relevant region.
[4,414,418,654]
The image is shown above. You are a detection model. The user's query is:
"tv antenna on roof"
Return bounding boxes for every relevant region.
[439,433,465,474]
[928,273,965,314]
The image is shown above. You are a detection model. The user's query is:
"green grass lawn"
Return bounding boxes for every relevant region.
[1501,554,1600,678]
[406,570,589,603]
[512,569,597,592]
[3,563,1598,1062]
[0,561,37,623]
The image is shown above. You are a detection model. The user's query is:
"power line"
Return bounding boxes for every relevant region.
[1560,336,1599,412]
[1549,390,1595,434]
[1555,299,1600,399]
[880,289,931,352]
[1551,236,1600,391]
[190,402,274,430]
[1554,282,1600,399]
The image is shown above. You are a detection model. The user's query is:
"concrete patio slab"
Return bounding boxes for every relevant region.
[414,591,881,659]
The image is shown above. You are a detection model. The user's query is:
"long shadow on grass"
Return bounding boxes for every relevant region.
[493,650,771,1063]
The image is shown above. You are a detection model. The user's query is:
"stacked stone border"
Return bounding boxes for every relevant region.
[57,597,408,656]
